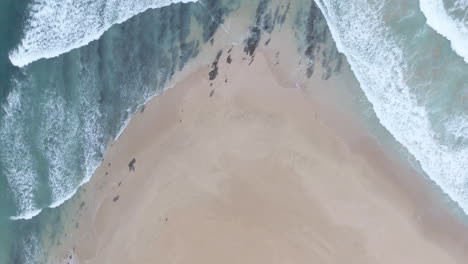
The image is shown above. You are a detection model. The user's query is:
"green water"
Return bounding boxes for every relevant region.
[0,0,334,261]
[0,1,237,262]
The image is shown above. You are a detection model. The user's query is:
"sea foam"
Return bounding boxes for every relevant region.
[5,0,199,221]
[313,0,468,213]
[420,0,468,64]
[0,81,40,220]
[9,0,197,67]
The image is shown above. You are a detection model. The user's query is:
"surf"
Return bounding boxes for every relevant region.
[9,0,197,67]
[420,0,468,64]
[313,0,468,213]
[0,80,39,220]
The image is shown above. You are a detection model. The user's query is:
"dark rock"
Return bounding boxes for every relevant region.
[208,68,218,80]
[244,26,261,56]
[213,50,223,65]
[128,158,136,172]
[208,50,223,80]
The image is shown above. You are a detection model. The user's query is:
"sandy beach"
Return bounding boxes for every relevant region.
[50,42,468,263]
[47,4,468,263]
[3,0,468,263]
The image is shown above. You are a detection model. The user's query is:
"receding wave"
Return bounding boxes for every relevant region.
[9,0,197,67]
[313,0,468,213]
[420,0,468,63]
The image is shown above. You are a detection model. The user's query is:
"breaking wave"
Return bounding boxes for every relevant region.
[420,0,468,63]
[9,0,197,67]
[314,0,468,213]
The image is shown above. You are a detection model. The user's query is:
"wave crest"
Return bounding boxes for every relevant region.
[420,0,468,63]
[9,0,197,67]
[313,0,468,213]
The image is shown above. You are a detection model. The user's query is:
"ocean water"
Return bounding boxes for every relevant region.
[8,0,198,67]
[420,0,468,63]
[0,0,235,262]
[314,0,468,212]
[0,0,467,263]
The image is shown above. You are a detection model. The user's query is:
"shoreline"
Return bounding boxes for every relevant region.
[2,1,467,263]
[47,12,468,262]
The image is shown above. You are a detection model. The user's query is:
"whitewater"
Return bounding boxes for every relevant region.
[9,0,197,67]
[6,0,468,224]
[313,0,468,213]
[6,0,198,220]
[420,0,468,64]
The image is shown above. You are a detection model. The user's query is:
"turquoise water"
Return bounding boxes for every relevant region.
[0,0,467,263]
[0,0,235,262]
[315,0,468,212]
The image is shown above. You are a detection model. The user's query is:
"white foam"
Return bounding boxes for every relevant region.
[39,90,81,207]
[44,64,106,210]
[79,101,105,188]
[115,109,133,140]
[8,71,175,221]
[0,81,41,220]
[22,234,40,264]
[445,115,468,142]
[45,82,172,213]
[313,0,468,212]
[6,64,107,220]
[420,0,468,63]
[9,0,198,67]
[114,88,165,140]
[10,208,43,221]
